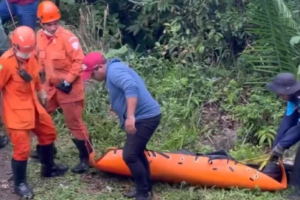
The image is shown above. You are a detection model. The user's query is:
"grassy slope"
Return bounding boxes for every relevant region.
[1,4,292,199]
[24,64,291,200]
[27,135,288,200]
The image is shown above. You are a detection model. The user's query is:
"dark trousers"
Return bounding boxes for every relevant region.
[123,114,161,197]
[0,0,39,30]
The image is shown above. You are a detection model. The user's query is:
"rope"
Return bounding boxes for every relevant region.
[5,0,16,29]
[240,155,270,163]
[2,0,97,161]
[240,154,272,171]
[258,155,271,171]
[240,154,283,172]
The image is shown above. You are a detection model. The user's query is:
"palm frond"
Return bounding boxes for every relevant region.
[239,0,300,80]
[274,0,300,29]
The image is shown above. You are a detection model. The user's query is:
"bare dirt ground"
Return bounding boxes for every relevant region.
[0,144,19,200]
[199,102,238,151]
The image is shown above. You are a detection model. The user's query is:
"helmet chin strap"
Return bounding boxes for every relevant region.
[43,29,54,36]
[39,21,57,36]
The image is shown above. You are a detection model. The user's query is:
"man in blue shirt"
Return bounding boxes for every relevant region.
[265,73,300,199]
[81,52,161,200]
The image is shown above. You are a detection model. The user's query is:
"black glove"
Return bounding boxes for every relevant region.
[270,145,284,161]
[39,71,46,83]
[56,80,72,94]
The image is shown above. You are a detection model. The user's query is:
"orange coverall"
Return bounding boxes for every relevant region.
[36,26,89,140]
[0,49,57,161]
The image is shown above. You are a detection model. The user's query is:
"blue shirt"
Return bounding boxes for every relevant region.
[286,99,300,121]
[105,58,161,128]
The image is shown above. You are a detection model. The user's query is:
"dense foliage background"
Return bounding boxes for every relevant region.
[2,0,300,199]
[50,0,300,160]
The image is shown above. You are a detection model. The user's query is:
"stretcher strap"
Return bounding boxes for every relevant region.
[195,150,238,164]
[144,148,170,159]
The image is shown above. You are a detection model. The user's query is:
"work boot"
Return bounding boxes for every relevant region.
[285,144,300,200]
[124,191,153,199]
[261,161,281,181]
[135,195,152,200]
[71,138,92,174]
[124,167,153,198]
[11,159,34,199]
[0,135,8,149]
[38,143,69,177]
[30,144,57,159]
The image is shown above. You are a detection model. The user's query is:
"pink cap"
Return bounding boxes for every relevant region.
[81,52,105,81]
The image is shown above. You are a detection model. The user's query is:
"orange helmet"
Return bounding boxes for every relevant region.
[37,1,61,24]
[11,26,36,53]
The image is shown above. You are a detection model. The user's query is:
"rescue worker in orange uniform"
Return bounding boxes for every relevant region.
[0,26,69,199]
[33,0,92,174]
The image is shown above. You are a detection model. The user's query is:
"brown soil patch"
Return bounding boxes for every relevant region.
[0,144,19,200]
[199,102,239,151]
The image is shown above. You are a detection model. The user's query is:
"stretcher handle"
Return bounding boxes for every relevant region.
[204,150,238,164]
[207,155,238,164]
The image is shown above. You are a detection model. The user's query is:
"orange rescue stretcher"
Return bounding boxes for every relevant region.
[88,148,288,191]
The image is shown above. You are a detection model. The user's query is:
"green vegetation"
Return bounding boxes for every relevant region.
[24,0,300,199]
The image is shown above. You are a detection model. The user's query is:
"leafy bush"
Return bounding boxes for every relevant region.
[50,0,295,157]
[59,0,249,65]
[50,44,284,156]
